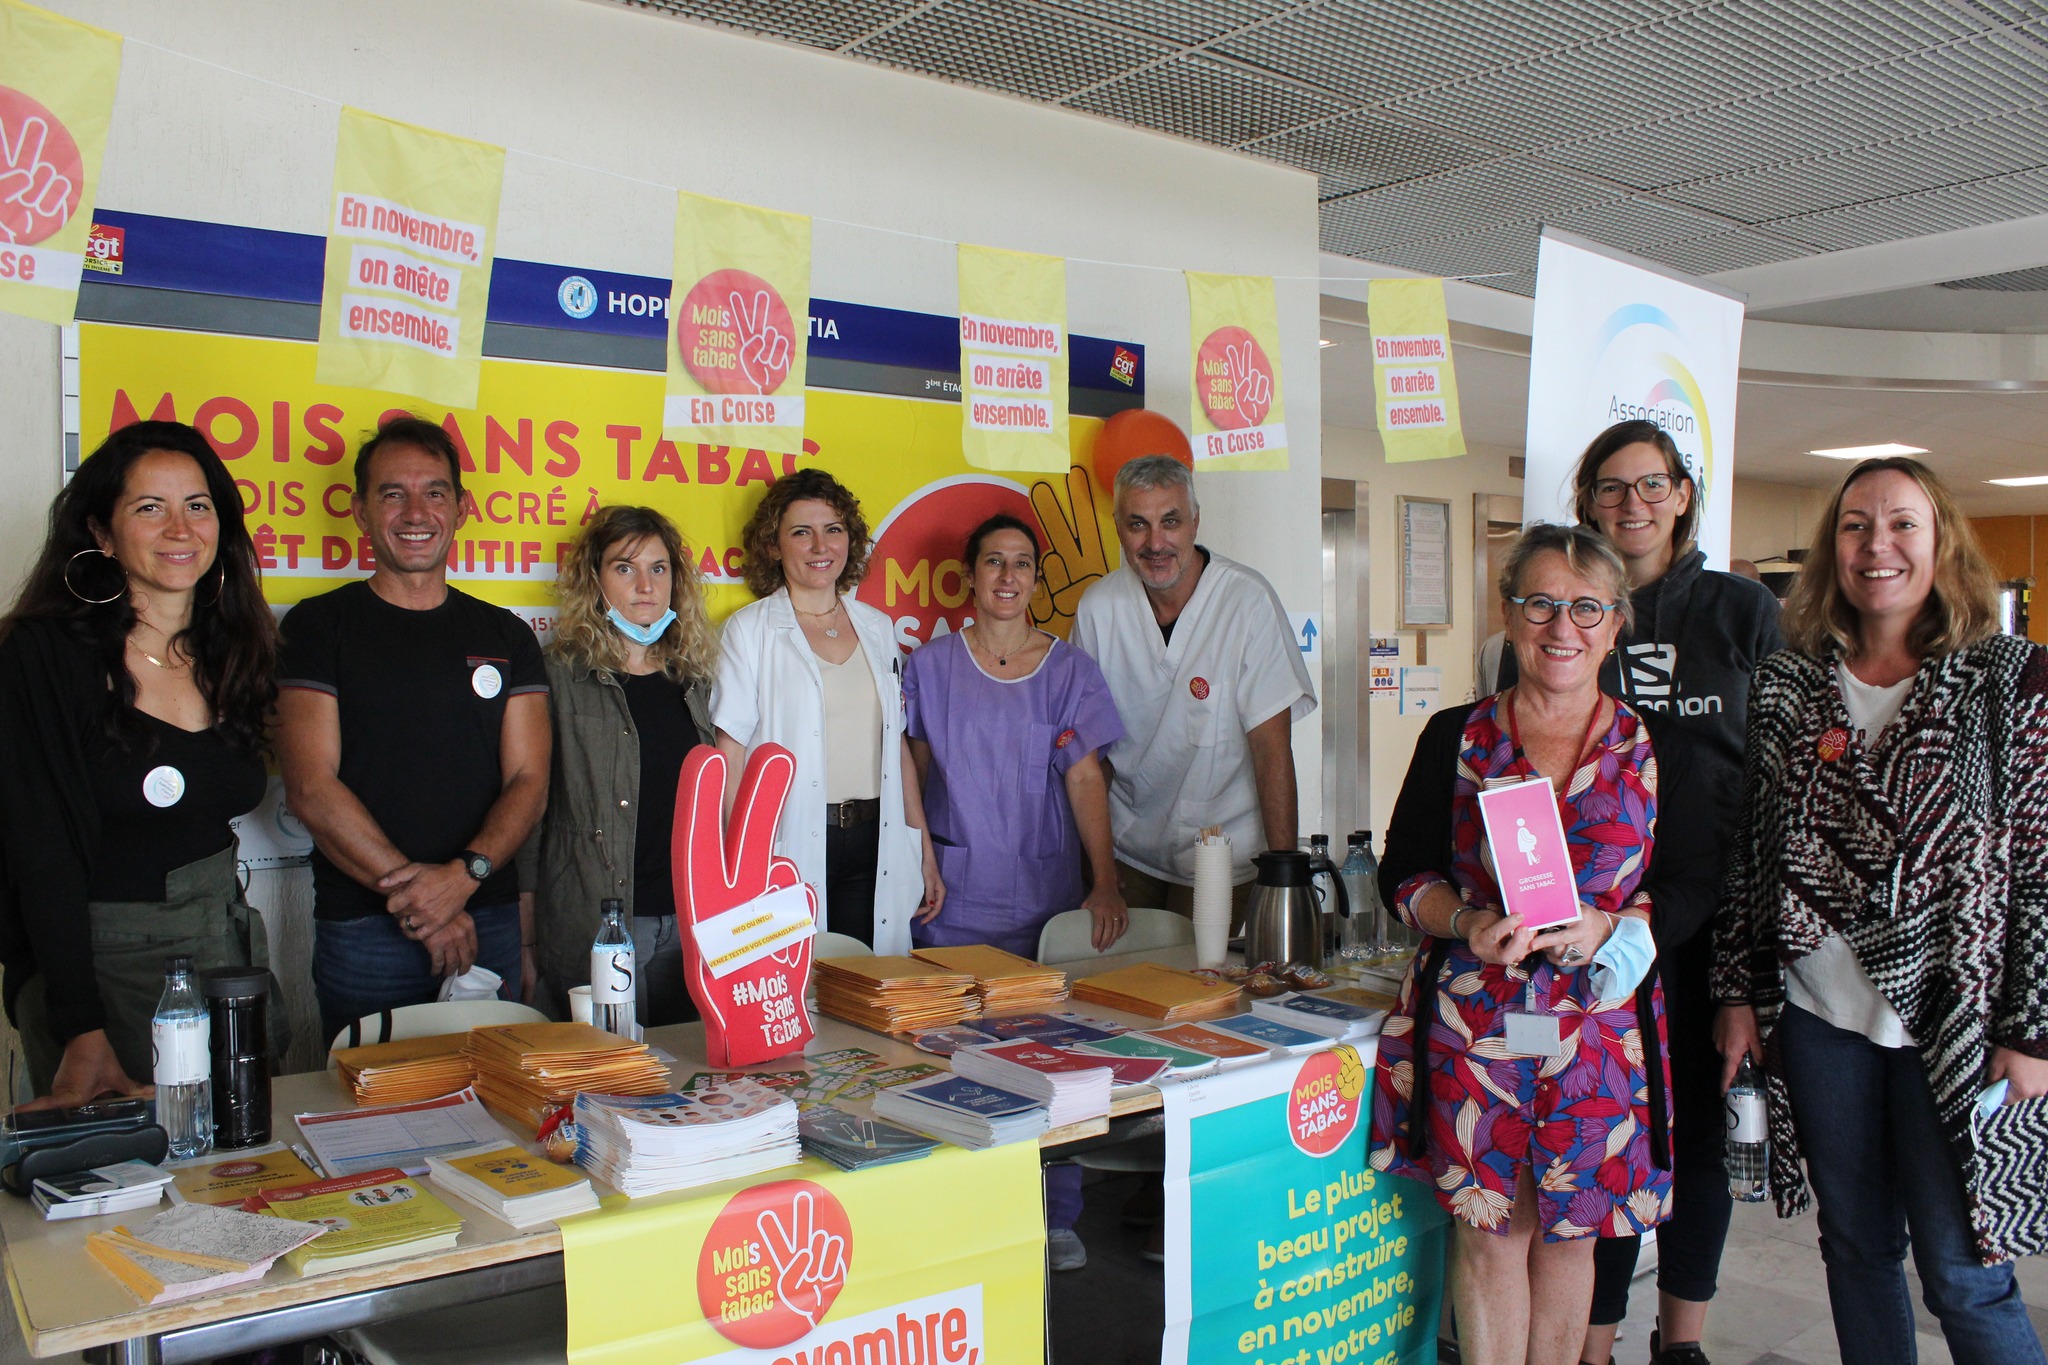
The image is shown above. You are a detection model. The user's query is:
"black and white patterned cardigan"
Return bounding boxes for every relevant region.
[1712,634,2048,1264]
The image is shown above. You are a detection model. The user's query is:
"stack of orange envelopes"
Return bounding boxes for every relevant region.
[332,1033,476,1106]
[1070,962,1243,1022]
[465,1022,670,1132]
[910,944,1067,1014]
[814,956,977,1033]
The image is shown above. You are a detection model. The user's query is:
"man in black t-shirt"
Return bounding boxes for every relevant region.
[278,417,551,1044]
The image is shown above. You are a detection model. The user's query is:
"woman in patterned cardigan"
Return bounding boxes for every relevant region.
[1714,457,2048,1365]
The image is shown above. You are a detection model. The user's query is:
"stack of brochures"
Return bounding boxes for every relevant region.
[1071,962,1242,1022]
[798,1106,940,1171]
[467,1023,671,1132]
[248,1168,465,1275]
[86,1203,324,1304]
[910,944,1067,1013]
[814,957,978,1032]
[33,1161,172,1220]
[1139,1022,1278,1068]
[572,1080,800,1198]
[1250,992,1386,1040]
[167,1144,322,1206]
[1074,1033,1220,1078]
[1206,1013,1331,1054]
[425,1144,600,1228]
[295,1087,516,1178]
[333,1033,477,1105]
[871,1074,1049,1150]
[949,1041,1113,1127]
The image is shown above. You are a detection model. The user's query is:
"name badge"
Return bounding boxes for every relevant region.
[1504,1011,1563,1058]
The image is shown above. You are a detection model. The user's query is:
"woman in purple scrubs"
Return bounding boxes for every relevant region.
[904,512,1126,1271]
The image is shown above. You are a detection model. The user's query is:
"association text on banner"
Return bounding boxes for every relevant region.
[0,0,122,326]
[1186,271,1288,471]
[1367,278,1466,463]
[316,108,503,409]
[958,244,1069,473]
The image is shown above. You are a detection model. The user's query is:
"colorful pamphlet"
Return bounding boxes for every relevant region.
[871,1075,1049,1150]
[974,1013,1125,1046]
[248,1168,466,1275]
[572,1081,801,1198]
[1475,776,1582,929]
[1074,1033,1219,1076]
[166,1143,322,1207]
[1141,1023,1275,1066]
[1248,992,1386,1040]
[1206,1013,1329,1054]
[950,1042,1114,1127]
[797,1107,940,1172]
[425,1144,599,1229]
[33,1161,172,1220]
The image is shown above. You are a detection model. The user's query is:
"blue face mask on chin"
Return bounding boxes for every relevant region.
[607,606,677,646]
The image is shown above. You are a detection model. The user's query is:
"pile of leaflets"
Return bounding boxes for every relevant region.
[797,1107,940,1172]
[86,1203,324,1303]
[467,1023,670,1132]
[573,1079,799,1198]
[333,1033,477,1105]
[1205,1013,1331,1054]
[1139,1022,1277,1068]
[910,945,1067,1014]
[950,1041,1113,1128]
[1249,992,1386,1040]
[167,1145,322,1207]
[426,1144,600,1229]
[248,1168,465,1275]
[872,1075,1048,1150]
[1070,962,1242,1022]
[814,957,977,1032]
[682,1052,941,1111]
[33,1161,172,1220]
[1074,1032,1221,1079]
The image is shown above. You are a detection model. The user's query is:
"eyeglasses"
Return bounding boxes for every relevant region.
[1508,594,1623,628]
[1591,474,1676,507]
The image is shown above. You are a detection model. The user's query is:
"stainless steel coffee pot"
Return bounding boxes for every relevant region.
[1244,848,1347,968]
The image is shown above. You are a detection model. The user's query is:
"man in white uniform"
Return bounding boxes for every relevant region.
[1071,455,1315,918]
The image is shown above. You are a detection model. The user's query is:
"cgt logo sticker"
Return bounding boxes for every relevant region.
[1287,1045,1367,1157]
[698,1180,852,1348]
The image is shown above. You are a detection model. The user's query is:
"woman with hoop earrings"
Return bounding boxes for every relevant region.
[0,422,279,1106]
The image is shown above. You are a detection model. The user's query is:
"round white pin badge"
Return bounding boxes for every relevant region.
[143,765,186,808]
[472,664,503,699]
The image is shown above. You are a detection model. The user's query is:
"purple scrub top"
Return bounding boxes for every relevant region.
[903,631,1124,958]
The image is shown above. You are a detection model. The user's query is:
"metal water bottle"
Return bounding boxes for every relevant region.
[589,899,640,1040]
[1726,1056,1768,1202]
[151,955,213,1159]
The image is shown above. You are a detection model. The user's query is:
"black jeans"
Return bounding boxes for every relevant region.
[1589,954,1734,1325]
[824,818,880,947]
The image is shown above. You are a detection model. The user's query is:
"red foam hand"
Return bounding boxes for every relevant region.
[673,743,818,1066]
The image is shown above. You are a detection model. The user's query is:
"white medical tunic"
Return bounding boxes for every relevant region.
[1071,551,1315,885]
[710,589,923,955]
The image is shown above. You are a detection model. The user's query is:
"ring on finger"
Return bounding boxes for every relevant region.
[1561,944,1584,963]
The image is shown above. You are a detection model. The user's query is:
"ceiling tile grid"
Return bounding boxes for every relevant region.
[609,0,2048,297]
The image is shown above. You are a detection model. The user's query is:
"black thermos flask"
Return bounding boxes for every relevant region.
[201,967,273,1149]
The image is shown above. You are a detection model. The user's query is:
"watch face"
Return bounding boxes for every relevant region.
[466,853,492,881]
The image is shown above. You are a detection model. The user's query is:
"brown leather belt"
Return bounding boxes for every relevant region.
[828,797,881,829]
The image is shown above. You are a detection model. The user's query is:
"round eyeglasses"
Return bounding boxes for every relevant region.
[1508,594,1623,628]
[1591,473,1676,507]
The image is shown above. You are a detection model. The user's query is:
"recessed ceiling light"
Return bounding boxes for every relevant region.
[1806,443,1928,460]
[1985,475,2048,487]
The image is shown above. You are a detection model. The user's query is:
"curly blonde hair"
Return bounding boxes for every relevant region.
[1782,456,1999,662]
[551,506,718,681]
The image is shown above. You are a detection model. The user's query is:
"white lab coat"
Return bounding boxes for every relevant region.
[1072,551,1315,885]
[710,588,922,955]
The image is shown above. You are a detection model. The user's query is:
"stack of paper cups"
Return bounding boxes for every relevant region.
[1192,830,1235,968]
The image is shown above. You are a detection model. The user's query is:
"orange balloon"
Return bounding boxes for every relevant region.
[1091,408,1193,493]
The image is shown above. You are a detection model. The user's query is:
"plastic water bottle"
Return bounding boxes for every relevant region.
[590,899,641,1041]
[151,955,213,1159]
[1726,1056,1768,1202]
[1338,832,1382,964]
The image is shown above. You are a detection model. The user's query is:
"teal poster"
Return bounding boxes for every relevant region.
[1161,1045,1446,1365]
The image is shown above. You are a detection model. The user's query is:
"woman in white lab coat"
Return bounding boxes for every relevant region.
[711,470,940,955]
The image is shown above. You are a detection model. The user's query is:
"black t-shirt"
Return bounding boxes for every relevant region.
[620,672,701,919]
[279,582,547,920]
[87,712,267,902]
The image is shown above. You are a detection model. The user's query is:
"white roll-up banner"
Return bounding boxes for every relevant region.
[1523,230,1745,568]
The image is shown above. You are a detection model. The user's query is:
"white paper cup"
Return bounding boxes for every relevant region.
[568,984,593,1024]
[1192,838,1234,967]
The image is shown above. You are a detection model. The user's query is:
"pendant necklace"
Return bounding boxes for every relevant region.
[795,600,842,638]
[128,636,186,671]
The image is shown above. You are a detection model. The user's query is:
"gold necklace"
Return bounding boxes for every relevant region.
[128,637,188,671]
[793,599,843,639]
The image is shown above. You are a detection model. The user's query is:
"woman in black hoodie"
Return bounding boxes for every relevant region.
[1505,419,1782,1365]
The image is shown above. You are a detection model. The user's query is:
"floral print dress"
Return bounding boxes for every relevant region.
[1367,694,1674,1240]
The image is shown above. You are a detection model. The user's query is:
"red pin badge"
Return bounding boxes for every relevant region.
[1189,677,1211,700]
[1054,729,1077,749]
[1818,727,1849,762]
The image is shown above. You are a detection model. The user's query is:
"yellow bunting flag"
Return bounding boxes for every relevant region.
[958,243,1069,473]
[316,108,502,409]
[1368,277,1465,462]
[1186,271,1288,471]
[664,191,811,454]
[0,0,122,325]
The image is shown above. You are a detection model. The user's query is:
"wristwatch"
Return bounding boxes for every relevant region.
[458,849,493,882]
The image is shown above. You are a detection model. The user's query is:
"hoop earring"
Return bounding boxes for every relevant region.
[197,561,226,609]
[64,548,126,605]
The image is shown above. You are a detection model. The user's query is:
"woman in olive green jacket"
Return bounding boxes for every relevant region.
[519,506,717,1024]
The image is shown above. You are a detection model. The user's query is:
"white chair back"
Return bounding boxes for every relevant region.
[327,999,548,1059]
[1035,906,1192,966]
[813,931,875,960]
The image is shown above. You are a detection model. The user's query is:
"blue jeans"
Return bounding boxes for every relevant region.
[314,903,521,1047]
[1778,1002,2046,1365]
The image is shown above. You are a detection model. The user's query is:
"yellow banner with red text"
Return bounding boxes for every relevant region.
[76,323,1119,647]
